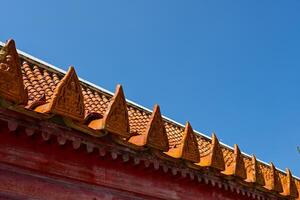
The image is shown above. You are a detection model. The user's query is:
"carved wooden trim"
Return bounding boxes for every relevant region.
[223,144,246,179]
[196,133,225,171]
[281,169,298,197]
[0,39,27,104]
[88,85,130,138]
[37,67,85,121]
[165,122,200,163]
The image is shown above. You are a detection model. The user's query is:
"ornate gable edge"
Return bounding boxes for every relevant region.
[89,84,130,138]
[0,39,27,105]
[263,163,283,193]
[223,144,246,179]
[36,66,85,121]
[281,169,298,197]
[164,122,200,163]
[145,105,169,151]
[1,39,298,199]
[196,133,225,171]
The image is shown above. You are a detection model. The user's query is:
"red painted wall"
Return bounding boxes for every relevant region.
[0,121,257,200]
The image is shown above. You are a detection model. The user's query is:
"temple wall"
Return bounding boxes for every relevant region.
[0,120,258,200]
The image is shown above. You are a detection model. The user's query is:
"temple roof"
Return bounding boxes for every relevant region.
[0,39,299,199]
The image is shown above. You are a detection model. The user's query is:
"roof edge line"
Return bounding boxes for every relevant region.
[1,40,298,180]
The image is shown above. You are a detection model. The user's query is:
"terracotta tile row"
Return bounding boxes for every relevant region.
[0,39,299,199]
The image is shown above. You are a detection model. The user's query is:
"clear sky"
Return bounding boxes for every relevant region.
[1,1,300,176]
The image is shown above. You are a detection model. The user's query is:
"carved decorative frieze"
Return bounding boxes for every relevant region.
[36,67,85,121]
[0,39,27,104]
[196,133,225,171]
[165,122,200,163]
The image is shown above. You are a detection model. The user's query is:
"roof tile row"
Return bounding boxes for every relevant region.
[0,39,299,199]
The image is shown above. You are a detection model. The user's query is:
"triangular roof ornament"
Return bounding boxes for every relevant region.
[223,144,246,179]
[128,104,169,151]
[264,162,283,193]
[196,133,225,171]
[36,66,85,121]
[144,104,169,151]
[246,155,265,185]
[164,121,200,162]
[0,39,27,104]
[282,168,298,197]
[88,84,130,138]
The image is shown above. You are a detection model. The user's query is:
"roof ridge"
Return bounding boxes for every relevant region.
[0,40,298,181]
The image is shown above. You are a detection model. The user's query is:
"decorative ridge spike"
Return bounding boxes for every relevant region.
[282,168,298,197]
[0,39,27,104]
[264,162,283,193]
[233,144,247,179]
[164,121,200,162]
[246,155,265,185]
[128,104,169,151]
[196,133,225,171]
[145,104,169,151]
[88,84,130,138]
[36,66,85,121]
[223,144,246,179]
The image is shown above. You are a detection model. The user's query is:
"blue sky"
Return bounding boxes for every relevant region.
[1,1,300,175]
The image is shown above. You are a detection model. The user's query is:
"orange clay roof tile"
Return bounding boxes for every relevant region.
[82,85,110,115]
[19,58,216,153]
[165,121,184,148]
[128,106,150,135]
[22,61,61,104]
[0,39,299,199]
[222,147,234,169]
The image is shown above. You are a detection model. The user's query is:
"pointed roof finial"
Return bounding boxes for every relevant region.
[143,104,169,151]
[165,121,200,162]
[223,144,246,179]
[196,133,225,171]
[0,39,27,104]
[245,155,265,185]
[128,104,169,151]
[36,66,85,121]
[282,168,298,197]
[263,162,283,193]
[88,84,130,138]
